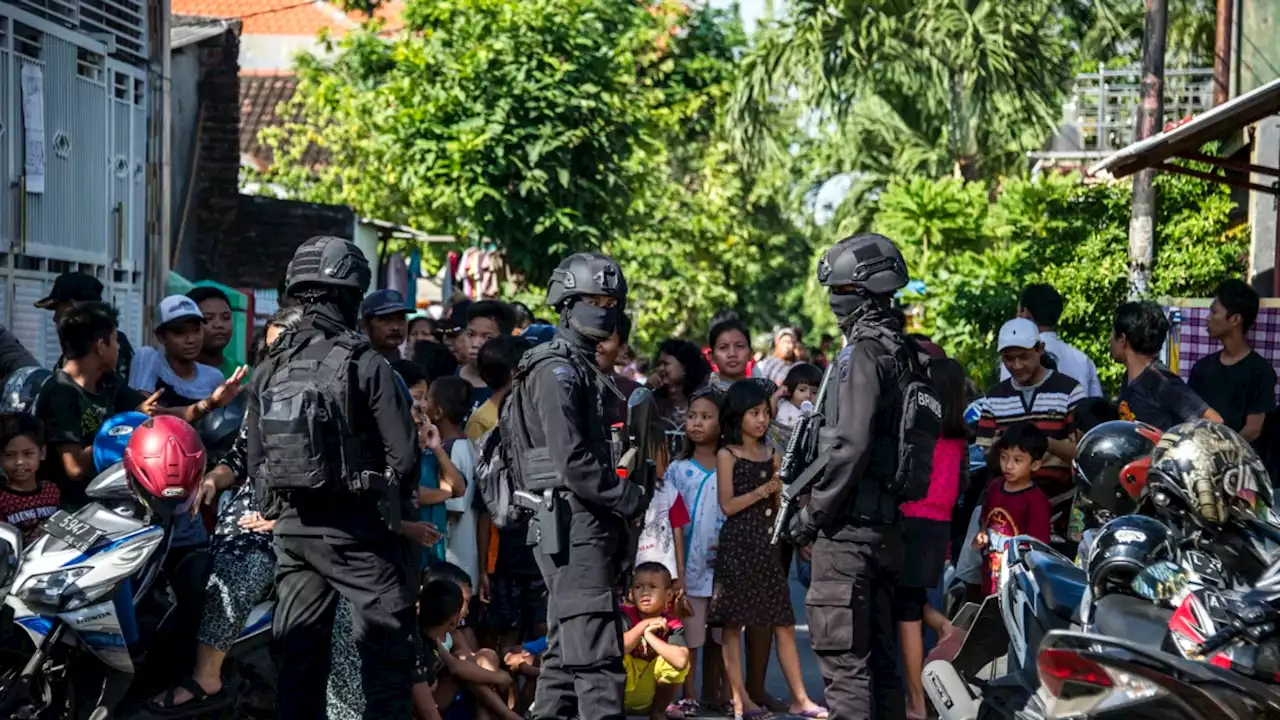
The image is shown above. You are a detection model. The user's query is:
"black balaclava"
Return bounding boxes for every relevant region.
[831,291,892,335]
[559,297,620,347]
[298,287,361,332]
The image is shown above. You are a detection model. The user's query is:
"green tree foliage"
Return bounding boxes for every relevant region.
[905,173,1247,390]
[261,0,812,351]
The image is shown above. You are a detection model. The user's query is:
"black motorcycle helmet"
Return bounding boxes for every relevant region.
[1073,421,1162,516]
[545,252,628,311]
[1086,515,1177,599]
[284,235,372,296]
[195,392,246,459]
[1147,419,1273,527]
[0,367,52,414]
[816,233,910,296]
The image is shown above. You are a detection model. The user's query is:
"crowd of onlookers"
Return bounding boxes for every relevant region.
[0,270,1272,719]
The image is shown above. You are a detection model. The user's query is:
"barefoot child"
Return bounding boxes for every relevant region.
[666,388,727,718]
[710,381,827,719]
[623,562,691,720]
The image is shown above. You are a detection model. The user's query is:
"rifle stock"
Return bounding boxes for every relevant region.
[770,365,836,545]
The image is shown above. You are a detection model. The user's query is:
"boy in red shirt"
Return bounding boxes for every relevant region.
[974,423,1052,596]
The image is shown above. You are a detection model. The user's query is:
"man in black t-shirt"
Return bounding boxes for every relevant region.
[1189,280,1277,442]
[1110,301,1222,431]
[36,271,134,378]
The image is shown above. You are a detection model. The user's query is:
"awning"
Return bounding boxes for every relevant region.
[1088,76,1280,193]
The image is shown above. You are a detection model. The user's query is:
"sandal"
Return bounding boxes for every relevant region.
[147,678,230,716]
[667,698,702,719]
[792,706,829,719]
[741,709,775,719]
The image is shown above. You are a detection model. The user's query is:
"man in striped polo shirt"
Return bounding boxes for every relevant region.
[977,318,1086,543]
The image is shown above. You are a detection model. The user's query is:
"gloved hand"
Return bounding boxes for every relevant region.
[788,507,818,548]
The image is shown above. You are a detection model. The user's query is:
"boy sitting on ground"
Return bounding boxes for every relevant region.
[623,562,691,720]
[421,566,522,720]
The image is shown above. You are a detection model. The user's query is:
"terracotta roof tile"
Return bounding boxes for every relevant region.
[170,0,402,36]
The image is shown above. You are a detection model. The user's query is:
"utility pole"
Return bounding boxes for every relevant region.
[1214,0,1234,105]
[1128,0,1169,298]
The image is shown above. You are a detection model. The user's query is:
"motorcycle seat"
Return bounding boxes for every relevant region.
[1093,593,1173,650]
[1025,550,1086,621]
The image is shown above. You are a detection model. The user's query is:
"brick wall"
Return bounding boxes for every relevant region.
[224,196,355,288]
[191,27,242,281]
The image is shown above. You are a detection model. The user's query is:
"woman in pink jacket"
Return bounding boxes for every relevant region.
[897,358,968,719]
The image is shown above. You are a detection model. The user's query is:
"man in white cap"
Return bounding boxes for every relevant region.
[975,318,1086,545]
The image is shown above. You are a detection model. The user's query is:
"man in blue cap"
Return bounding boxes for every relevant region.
[360,289,411,360]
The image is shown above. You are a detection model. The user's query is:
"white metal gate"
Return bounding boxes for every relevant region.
[0,3,147,367]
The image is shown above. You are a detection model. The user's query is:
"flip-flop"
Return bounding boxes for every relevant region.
[146,678,230,717]
[667,698,703,719]
[742,708,775,719]
[791,707,829,719]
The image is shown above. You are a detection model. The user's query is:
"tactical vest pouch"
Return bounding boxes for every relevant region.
[523,447,564,492]
[259,339,357,494]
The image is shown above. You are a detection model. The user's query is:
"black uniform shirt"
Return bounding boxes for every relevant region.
[513,338,642,517]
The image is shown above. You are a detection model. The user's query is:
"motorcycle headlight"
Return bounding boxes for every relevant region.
[16,567,113,611]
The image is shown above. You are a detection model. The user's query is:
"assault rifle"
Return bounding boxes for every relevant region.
[769,364,836,545]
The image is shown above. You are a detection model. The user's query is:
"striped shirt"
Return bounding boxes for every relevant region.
[976,370,1085,497]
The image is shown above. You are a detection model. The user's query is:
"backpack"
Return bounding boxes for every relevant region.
[474,412,530,529]
[851,325,942,502]
[257,332,364,494]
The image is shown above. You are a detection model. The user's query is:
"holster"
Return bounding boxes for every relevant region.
[516,448,570,555]
[356,471,400,533]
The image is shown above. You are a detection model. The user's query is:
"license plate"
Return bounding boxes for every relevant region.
[43,510,105,553]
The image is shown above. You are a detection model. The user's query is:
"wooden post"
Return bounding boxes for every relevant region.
[1128,0,1168,298]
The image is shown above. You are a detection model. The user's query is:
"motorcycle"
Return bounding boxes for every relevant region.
[1037,629,1280,718]
[0,463,272,719]
[924,535,1088,720]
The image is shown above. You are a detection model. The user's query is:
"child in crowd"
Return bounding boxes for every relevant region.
[975,423,1053,596]
[414,340,460,383]
[599,315,641,427]
[710,381,827,719]
[635,424,689,593]
[467,336,545,656]
[129,294,225,407]
[426,376,480,589]
[897,358,967,720]
[392,360,465,565]
[457,301,515,415]
[0,413,60,543]
[775,363,822,429]
[623,563,692,720]
[188,287,237,378]
[421,567,522,720]
[666,387,727,718]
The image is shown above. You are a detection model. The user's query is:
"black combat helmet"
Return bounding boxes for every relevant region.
[817,233,910,296]
[545,252,628,310]
[284,236,372,296]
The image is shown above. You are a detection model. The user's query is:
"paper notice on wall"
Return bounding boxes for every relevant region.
[20,64,45,195]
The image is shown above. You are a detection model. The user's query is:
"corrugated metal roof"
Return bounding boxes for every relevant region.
[1089,77,1280,179]
[170,20,233,49]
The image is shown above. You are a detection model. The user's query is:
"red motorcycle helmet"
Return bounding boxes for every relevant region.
[123,416,206,520]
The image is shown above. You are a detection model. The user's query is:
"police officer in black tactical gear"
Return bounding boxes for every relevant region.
[788,233,918,720]
[247,236,420,719]
[512,252,645,720]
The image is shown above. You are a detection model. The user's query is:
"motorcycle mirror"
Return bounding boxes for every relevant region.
[1130,560,1189,603]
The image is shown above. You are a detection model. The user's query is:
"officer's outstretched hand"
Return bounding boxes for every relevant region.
[788,507,818,548]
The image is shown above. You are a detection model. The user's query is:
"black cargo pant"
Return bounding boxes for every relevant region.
[807,528,905,720]
[272,532,417,720]
[529,503,627,720]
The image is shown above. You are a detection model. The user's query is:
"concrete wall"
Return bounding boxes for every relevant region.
[1251,117,1280,296]
[239,35,332,72]
[1239,0,1280,95]
[225,196,356,289]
